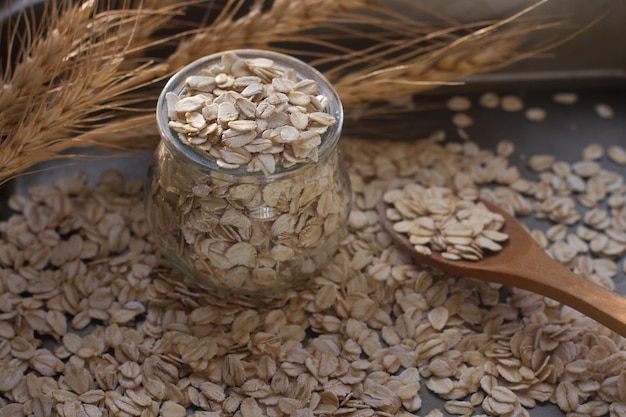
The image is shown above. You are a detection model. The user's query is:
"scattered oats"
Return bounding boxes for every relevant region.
[161,401,186,417]
[428,306,449,331]
[582,143,604,161]
[527,154,555,172]
[594,258,618,279]
[595,103,614,119]
[3,89,626,417]
[552,92,578,104]
[589,233,609,253]
[496,140,515,157]
[530,230,548,250]
[501,95,524,112]
[479,92,500,108]
[566,234,588,254]
[607,145,626,165]
[546,224,567,242]
[550,241,577,264]
[444,400,474,415]
[429,129,447,142]
[566,174,586,193]
[456,127,470,141]
[573,160,601,177]
[446,96,472,112]
[525,107,547,122]
[452,113,474,128]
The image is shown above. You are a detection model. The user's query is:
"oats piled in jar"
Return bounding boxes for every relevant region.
[383,184,509,261]
[165,52,337,175]
[148,50,351,297]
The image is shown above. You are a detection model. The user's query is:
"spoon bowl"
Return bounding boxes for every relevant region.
[378,198,626,337]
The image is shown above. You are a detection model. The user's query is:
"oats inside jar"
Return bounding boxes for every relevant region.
[147,50,351,298]
[165,51,337,175]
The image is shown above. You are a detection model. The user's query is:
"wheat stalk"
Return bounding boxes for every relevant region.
[0,0,182,183]
[326,1,566,111]
[80,1,572,146]
[67,0,429,151]
[0,0,595,184]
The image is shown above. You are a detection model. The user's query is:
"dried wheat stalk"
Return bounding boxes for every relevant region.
[0,0,588,184]
[0,0,181,184]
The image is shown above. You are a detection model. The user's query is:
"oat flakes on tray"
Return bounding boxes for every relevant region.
[1,90,626,417]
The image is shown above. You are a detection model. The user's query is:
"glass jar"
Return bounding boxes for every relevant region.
[146,49,351,301]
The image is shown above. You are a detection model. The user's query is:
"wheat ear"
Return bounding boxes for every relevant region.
[63,1,573,150]
[0,0,598,184]
[0,0,180,184]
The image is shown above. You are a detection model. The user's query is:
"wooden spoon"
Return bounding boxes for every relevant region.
[378,198,626,337]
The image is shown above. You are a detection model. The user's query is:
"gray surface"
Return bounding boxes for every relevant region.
[1,81,625,417]
[2,1,625,416]
[0,149,154,220]
[7,149,155,188]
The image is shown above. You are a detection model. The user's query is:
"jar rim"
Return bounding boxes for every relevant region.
[156,49,344,179]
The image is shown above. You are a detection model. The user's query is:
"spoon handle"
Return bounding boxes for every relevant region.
[489,243,626,337]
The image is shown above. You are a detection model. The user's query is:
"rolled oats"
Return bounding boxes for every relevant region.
[167,52,336,174]
[608,145,626,165]
[527,154,555,172]
[501,95,524,112]
[582,143,604,161]
[3,86,626,417]
[451,112,474,129]
[149,52,351,297]
[552,92,578,105]
[595,103,614,119]
[525,107,547,122]
[383,184,508,261]
[479,92,500,109]
[444,400,474,415]
[446,96,472,112]
[496,140,515,157]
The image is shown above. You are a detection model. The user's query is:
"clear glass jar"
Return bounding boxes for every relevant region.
[146,49,351,301]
